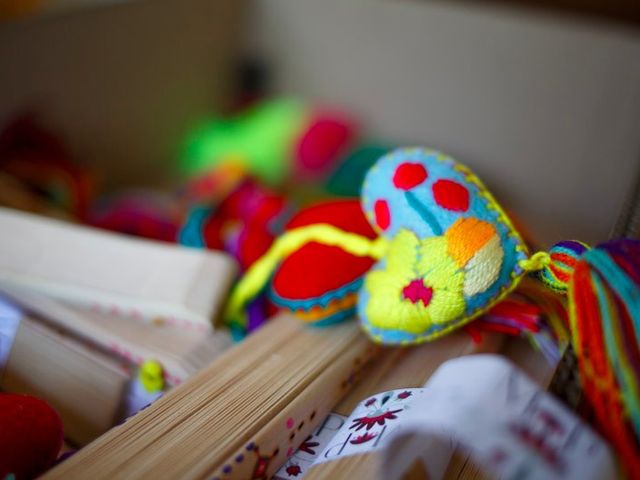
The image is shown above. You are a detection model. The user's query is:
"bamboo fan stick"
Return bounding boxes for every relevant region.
[443,453,491,480]
[45,315,304,478]
[203,329,378,479]
[50,321,295,478]
[403,458,433,479]
[302,332,502,480]
[44,315,379,480]
[48,316,312,477]
[443,452,467,480]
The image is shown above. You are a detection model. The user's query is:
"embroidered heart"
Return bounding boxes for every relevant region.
[359,148,528,344]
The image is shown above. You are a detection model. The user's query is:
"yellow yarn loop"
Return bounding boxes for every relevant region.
[518,251,551,272]
[224,224,389,326]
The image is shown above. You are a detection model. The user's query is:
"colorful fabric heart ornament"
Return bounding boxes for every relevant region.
[225,147,531,342]
[358,148,529,344]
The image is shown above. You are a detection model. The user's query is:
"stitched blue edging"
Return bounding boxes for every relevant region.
[310,308,356,327]
[269,276,364,311]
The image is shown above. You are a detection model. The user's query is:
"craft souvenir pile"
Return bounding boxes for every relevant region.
[1,99,638,476]
[226,147,640,474]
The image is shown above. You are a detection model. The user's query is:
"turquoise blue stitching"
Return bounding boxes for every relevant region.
[269,276,364,311]
[405,190,443,235]
[311,309,355,327]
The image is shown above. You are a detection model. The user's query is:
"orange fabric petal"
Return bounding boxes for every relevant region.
[445,217,496,267]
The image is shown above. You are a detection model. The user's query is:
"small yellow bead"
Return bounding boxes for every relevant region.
[139,359,164,393]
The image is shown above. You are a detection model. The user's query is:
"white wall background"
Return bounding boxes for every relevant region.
[245,0,640,246]
[0,0,244,188]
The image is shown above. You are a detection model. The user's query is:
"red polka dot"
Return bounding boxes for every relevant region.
[432,179,470,211]
[393,162,428,190]
[374,199,391,230]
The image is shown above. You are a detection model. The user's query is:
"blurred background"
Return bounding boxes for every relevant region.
[1,2,640,469]
[0,0,639,247]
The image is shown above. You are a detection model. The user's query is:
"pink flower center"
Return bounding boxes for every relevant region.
[402,279,433,306]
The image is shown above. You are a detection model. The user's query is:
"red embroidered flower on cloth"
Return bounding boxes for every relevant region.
[397,391,412,400]
[349,409,402,431]
[286,464,302,476]
[350,432,378,445]
[298,436,320,455]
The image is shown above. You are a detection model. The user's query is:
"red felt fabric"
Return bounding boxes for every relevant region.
[432,179,470,212]
[202,179,287,270]
[373,199,391,231]
[273,199,377,300]
[392,162,428,190]
[238,195,286,269]
[0,394,63,479]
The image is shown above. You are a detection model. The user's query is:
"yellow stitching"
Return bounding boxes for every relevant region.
[519,251,551,272]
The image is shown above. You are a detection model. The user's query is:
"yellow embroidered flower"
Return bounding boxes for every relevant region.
[364,229,465,334]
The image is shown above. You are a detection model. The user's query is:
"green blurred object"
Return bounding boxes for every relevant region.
[181,98,308,185]
[325,143,392,197]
